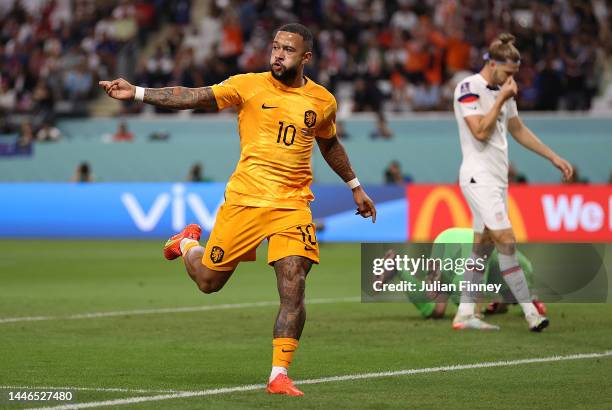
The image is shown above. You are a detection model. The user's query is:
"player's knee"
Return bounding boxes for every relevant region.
[473,242,494,258]
[196,279,223,294]
[492,231,516,253]
[280,298,305,315]
[274,256,310,308]
[279,285,305,310]
[496,241,516,255]
[280,282,305,301]
[196,280,213,293]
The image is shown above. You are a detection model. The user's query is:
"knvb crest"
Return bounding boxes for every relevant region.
[304,110,317,128]
[210,246,224,263]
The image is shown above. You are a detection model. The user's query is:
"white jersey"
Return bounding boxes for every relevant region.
[453,73,518,187]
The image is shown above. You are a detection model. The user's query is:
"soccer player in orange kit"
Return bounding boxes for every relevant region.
[100,23,376,396]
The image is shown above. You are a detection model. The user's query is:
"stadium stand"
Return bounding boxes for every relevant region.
[1,0,610,123]
[0,0,611,183]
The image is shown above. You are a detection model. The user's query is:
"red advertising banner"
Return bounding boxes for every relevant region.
[408,184,612,242]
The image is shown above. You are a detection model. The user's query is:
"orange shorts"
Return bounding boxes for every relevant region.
[203,203,319,271]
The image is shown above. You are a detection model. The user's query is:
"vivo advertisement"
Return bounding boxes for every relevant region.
[1,183,611,241]
[0,183,407,241]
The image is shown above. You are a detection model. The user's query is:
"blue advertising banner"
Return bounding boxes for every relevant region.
[0,183,407,241]
[0,134,32,157]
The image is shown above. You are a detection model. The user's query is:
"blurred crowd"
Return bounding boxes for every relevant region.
[0,0,187,134]
[130,0,610,114]
[1,0,611,122]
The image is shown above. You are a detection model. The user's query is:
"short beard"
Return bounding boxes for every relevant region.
[270,63,300,84]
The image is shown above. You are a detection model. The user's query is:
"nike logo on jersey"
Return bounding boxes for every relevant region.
[261,103,278,109]
[281,348,295,353]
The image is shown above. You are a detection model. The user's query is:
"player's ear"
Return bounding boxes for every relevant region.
[302,51,312,65]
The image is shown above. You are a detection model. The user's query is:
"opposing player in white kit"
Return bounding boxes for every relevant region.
[452,33,573,331]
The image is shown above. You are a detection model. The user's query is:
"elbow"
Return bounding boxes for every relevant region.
[470,122,491,142]
[473,131,489,142]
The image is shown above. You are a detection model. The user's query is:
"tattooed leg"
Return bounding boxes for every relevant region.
[273,256,313,339]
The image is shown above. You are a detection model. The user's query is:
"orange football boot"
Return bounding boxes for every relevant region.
[163,224,202,260]
[532,299,547,316]
[266,374,304,396]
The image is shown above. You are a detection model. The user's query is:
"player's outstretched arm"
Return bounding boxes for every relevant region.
[316,136,376,223]
[508,116,573,181]
[98,78,218,111]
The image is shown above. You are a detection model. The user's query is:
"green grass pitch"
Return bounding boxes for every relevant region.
[0,240,610,409]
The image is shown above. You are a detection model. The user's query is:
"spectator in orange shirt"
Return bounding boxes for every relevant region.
[404,37,429,83]
[422,18,445,86]
[445,29,471,74]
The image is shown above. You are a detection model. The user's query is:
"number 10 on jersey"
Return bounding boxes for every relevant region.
[277,121,296,146]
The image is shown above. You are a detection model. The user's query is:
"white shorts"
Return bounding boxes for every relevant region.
[460,184,511,232]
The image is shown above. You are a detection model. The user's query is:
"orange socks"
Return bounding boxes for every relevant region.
[272,338,299,368]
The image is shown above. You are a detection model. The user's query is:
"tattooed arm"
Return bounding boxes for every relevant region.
[143,87,218,111]
[98,78,218,111]
[316,136,377,222]
[316,136,355,182]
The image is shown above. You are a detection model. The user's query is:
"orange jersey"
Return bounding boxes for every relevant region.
[211,72,336,209]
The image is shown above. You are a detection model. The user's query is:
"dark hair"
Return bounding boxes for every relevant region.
[276,23,313,52]
[488,33,521,63]
[77,161,91,182]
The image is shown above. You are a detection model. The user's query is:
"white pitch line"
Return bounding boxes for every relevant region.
[0,297,360,324]
[28,350,612,410]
